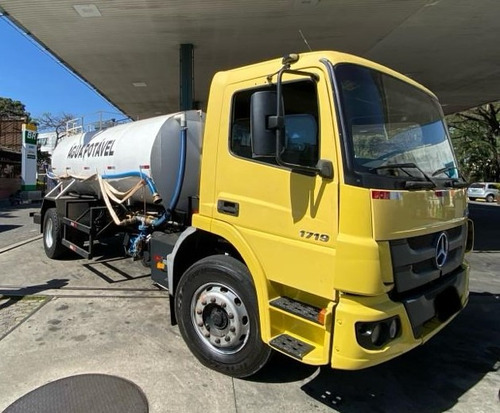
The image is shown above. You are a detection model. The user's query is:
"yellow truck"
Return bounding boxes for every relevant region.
[37,51,473,378]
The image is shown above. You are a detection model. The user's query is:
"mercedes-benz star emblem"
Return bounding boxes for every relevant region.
[435,232,449,269]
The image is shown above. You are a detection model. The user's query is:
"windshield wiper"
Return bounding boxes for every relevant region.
[431,166,469,188]
[370,163,437,189]
[432,166,458,177]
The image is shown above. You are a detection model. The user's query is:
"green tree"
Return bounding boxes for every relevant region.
[0,97,31,121]
[447,102,500,182]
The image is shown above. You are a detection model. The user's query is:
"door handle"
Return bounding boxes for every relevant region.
[217,200,239,217]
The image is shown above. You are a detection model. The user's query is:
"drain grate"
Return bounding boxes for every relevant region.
[4,374,148,413]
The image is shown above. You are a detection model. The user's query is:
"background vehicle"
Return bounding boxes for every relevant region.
[34,51,473,378]
[467,182,499,202]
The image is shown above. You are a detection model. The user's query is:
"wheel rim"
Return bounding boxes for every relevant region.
[45,218,54,248]
[190,282,250,355]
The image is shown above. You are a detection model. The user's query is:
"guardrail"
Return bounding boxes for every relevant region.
[66,111,131,136]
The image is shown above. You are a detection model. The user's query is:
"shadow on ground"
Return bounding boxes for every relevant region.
[0,203,40,216]
[247,293,500,411]
[0,279,69,310]
[294,292,499,412]
[248,352,318,384]
[77,237,150,284]
[0,225,22,233]
[82,257,151,284]
[54,235,128,262]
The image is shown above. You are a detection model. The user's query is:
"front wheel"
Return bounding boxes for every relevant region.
[175,255,272,378]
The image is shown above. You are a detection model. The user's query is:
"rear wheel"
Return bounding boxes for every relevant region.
[469,197,476,201]
[43,208,66,259]
[175,255,272,378]
[486,194,494,202]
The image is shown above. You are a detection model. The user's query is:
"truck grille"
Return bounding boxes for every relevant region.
[389,225,466,295]
[388,224,468,338]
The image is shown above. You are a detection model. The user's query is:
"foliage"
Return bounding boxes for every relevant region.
[0,97,31,121]
[35,112,75,145]
[0,98,76,172]
[447,103,500,182]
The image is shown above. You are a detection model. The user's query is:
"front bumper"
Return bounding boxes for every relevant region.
[331,262,469,370]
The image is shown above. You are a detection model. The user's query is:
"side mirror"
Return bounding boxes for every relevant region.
[250,91,279,158]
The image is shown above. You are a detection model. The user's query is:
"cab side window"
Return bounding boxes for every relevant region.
[230,80,319,167]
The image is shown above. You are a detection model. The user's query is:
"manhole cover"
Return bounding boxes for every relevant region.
[4,374,148,413]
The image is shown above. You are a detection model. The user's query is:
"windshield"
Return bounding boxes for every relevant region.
[334,63,460,189]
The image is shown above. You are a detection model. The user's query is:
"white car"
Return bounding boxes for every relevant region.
[467,182,499,202]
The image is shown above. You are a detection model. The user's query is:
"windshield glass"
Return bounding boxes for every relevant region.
[334,63,459,189]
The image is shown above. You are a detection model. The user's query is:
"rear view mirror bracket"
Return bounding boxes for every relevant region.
[274,68,331,179]
[251,57,332,180]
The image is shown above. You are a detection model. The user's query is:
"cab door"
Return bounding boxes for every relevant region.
[213,68,339,300]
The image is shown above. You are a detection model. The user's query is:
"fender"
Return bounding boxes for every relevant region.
[166,226,197,292]
[171,215,273,342]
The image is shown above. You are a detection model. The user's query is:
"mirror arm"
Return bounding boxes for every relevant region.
[274,67,318,130]
[283,69,319,82]
[272,68,331,179]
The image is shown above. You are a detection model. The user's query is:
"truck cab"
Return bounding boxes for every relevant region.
[160,51,472,377]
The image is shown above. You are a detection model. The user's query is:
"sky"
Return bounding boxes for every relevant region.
[0,16,124,123]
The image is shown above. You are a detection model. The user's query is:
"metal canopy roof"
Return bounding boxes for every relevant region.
[1,0,499,119]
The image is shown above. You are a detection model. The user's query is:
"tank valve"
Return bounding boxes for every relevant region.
[152,192,163,204]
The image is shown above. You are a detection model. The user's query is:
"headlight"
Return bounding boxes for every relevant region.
[355,316,401,349]
[389,318,398,339]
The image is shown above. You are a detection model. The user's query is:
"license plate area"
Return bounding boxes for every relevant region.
[434,286,462,322]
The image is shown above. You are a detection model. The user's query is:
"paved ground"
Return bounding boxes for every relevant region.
[0,201,498,412]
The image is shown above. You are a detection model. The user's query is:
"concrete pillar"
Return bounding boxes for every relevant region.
[180,44,194,111]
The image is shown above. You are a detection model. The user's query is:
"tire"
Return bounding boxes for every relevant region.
[141,250,151,268]
[43,208,66,259]
[175,255,272,378]
[469,197,476,201]
[486,194,494,202]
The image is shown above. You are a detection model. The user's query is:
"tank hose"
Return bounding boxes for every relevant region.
[101,171,162,204]
[46,170,59,180]
[168,125,188,214]
[153,116,188,228]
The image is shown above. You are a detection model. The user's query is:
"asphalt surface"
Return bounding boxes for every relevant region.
[0,200,498,412]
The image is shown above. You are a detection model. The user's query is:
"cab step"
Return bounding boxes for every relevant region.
[270,296,322,324]
[269,334,315,360]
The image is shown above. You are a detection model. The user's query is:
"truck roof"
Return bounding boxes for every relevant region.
[212,50,436,100]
